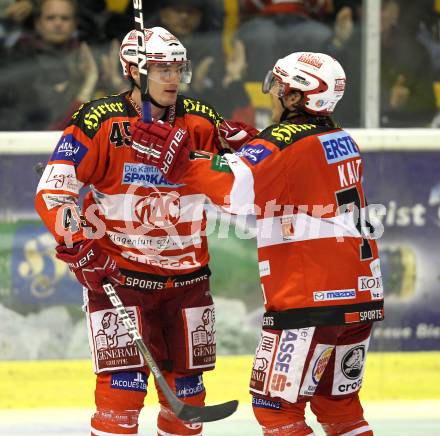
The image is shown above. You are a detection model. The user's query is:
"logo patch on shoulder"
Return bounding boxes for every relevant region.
[318,131,360,164]
[236,144,272,165]
[51,134,88,166]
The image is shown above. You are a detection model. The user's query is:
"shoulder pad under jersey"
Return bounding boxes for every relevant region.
[70,93,133,139]
[257,122,333,150]
[176,94,222,128]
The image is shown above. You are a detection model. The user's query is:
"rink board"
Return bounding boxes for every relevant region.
[2,130,440,352]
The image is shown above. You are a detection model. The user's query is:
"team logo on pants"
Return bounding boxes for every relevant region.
[250,331,278,395]
[89,307,144,372]
[341,345,365,379]
[299,344,334,397]
[267,328,314,402]
[183,305,216,369]
[332,337,370,395]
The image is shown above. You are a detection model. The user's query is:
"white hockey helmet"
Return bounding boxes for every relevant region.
[262,52,346,115]
[119,26,192,83]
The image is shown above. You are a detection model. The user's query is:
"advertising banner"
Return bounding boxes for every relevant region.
[0,151,439,353]
[363,151,440,350]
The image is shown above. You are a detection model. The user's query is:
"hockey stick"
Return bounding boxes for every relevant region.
[102,280,238,423]
[34,163,238,422]
[132,1,152,122]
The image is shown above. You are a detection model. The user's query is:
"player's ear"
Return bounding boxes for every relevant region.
[284,91,302,111]
[130,65,139,82]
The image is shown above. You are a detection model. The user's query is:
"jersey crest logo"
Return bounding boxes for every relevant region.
[134,191,181,229]
[236,144,272,165]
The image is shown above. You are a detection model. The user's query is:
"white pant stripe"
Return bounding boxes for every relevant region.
[91,426,138,436]
[341,424,372,436]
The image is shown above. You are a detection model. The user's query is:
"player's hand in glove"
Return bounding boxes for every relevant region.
[56,239,124,293]
[216,119,259,152]
[131,120,191,183]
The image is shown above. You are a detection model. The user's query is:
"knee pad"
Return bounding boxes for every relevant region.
[156,372,205,436]
[252,396,314,435]
[91,371,147,435]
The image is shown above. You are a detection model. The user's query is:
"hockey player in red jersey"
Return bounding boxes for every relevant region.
[131,51,384,435]
[35,26,256,436]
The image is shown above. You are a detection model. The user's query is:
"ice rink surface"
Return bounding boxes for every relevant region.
[1,401,440,436]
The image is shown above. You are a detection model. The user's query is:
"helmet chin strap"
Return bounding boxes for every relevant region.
[279,97,290,122]
[279,97,307,122]
[133,81,169,109]
[148,93,168,109]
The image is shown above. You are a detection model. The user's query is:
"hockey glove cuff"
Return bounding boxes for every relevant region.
[56,239,124,293]
[216,119,259,151]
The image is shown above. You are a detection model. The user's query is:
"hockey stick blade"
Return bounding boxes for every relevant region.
[174,399,238,423]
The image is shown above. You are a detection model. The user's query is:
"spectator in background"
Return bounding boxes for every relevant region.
[96,37,126,96]
[0,0,98,130]
[102,0,141,42]
[324,4,362,126]
[380,0,436,127]
[416,0,440,127]
[236,0,333,82]
[153,0,255,124]
[0,0,34,55]
[322,0,436,127]
[74,0,106,43]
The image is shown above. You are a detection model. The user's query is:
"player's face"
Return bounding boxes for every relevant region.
[147,62,190,107]
[270,93,284,123]
[270,91,303,122]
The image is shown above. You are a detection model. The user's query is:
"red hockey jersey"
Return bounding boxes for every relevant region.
[179,121,384,328]
[35,92,223,275]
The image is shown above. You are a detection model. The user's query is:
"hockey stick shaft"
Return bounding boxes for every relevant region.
[132,1,152,122]
[101,280,184,412]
